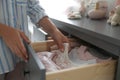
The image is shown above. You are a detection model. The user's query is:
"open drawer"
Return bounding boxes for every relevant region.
[30,39,117,80]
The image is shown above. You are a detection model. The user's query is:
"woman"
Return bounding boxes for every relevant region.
[0,0,68,79]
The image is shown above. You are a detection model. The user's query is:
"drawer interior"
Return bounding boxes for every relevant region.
[31,38,117,80]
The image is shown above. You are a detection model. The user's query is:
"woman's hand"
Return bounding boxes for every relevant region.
[38,16,69,51]
[0,23,30,61]
[50,30,69,51]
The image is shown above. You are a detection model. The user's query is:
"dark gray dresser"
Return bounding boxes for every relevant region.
[50,14,120,80]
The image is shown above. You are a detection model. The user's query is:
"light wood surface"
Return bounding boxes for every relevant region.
[31,40,55,52]
[46,60,116,80]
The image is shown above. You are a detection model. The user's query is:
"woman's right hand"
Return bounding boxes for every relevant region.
[0,23,30,61]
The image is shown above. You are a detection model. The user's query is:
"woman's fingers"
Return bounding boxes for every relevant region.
[14,31,29,61]
[4,37,28,61]
[19,31,31,44]
[16,38,28,61]
[11,46,26,60]
[52,31,69,52]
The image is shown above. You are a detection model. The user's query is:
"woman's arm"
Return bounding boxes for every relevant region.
[38,16,69,51]
[27,0,69,51]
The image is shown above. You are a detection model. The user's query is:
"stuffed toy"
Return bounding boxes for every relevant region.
[64,0,82,19]
[107,5,120,26]
[65,0,90,19]
[87,1,108,20]
[116,0,120,6]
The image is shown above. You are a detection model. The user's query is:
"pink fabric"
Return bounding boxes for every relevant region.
[37,52,61,72]
[77,45,112,63]
[37,50,75,72]
[37,45,112,72]
[51,50,75,69]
